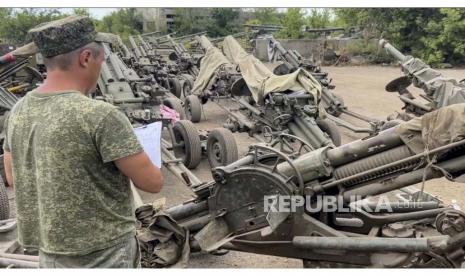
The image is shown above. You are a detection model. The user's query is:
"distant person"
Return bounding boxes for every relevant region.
[3,15,163,268]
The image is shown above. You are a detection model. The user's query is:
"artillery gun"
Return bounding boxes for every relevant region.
[0,44,43,98]
[96,42,238,181]
[126,35,188,99]
[187,34,245,119]
[380,39,465,121]
[164,34,200,92]
[141,31,175,43]
[269,36,384,135]
[199,36,341,149]
[140,103,465,268]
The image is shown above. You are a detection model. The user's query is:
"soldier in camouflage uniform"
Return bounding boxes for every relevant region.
[2,15,163,268]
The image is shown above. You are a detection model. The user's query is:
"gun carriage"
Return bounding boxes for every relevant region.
[268,36,384,135]
[380,39,465,121]
[187,35,342,151]
[139,103,465,268]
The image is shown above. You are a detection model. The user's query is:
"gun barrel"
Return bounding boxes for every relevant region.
[303,27,345,33]
[174,32,208,41]
[141,31,162,37]
[243,24,283,31]
[379,39,406,62]
[129,36,143,58]
[108,54,126,81]
[121,44,132,60]
[270,38,300,69]
[138,35,152,51]
[101,62,115,83]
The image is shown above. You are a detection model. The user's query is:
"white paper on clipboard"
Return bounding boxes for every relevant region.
[134,122,162,168]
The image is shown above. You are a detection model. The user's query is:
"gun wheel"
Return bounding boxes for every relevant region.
[163,97,185,120]
[185,95,202,123]
[181,74,195,97]
[0,174,10,220]
[172,120,202,169]
[168,78,182,98]
[207,128,238,168]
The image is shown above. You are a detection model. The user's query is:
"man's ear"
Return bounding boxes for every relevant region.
[78,49,92,68]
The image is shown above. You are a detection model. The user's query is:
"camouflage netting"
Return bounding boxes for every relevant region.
[396,103,465,154]
[191,35,231,95]
[222,35,322,105]
[136,204,190,268]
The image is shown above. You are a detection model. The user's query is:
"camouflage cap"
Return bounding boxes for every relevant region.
[26,15,110,58]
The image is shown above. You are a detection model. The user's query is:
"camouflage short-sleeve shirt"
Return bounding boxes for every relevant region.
[3,90,143,256]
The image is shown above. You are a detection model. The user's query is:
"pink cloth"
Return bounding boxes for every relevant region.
[161,105,180,124]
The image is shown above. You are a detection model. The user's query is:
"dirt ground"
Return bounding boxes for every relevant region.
[6,65,465,268]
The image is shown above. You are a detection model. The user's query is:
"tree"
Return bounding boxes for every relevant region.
[208,8,241,37]
[0,8,65,44]
[306,9,332,29]
[72,8,91,18]
[252,8,280,26]
[331,8,463,65]
[422,8,465,65]
[173,8,213,35]
[95,8,142,43]
[277,8,305,39]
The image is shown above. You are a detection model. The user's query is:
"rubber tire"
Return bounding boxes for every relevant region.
[163,97,185,120]
[172,120,202,169]
[0,153,6,187]
[207,128,239,168]
[169,78,183,98]
[181,74,195,88]
[182,79,193,97]
[317,118,342,147]
[0,174,10,220]
[185,95,202,123]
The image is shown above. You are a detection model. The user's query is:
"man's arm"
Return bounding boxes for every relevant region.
[114,151,163,193]
[3,151,13,187]
[95,108,163,193]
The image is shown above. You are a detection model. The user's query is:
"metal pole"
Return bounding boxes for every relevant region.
[293,236,430,252]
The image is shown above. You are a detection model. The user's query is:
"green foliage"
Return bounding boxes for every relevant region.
[72,8,91,18]
[277,8,305,39]
[95,8,142,43]
[306,9,332,29]
[252,8,280,26]
[208,8,241,37]
[343,40,393,64]
[173,8,213,35]
[332,8,465,66]
[0,8,66,44]
[302,9,334,39]
[173,8,242,37]
[422,8,465,65]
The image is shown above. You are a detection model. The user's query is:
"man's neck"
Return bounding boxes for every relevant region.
[36,71,88,95]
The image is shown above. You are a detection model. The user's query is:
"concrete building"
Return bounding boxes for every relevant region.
[135,8,177,33]
[136,8,251,34]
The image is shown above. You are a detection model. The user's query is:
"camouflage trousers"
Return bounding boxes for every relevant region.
[39,236,141,268]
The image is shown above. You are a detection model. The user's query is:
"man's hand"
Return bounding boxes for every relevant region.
[3,151,13,187]
[115,151,163,193]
